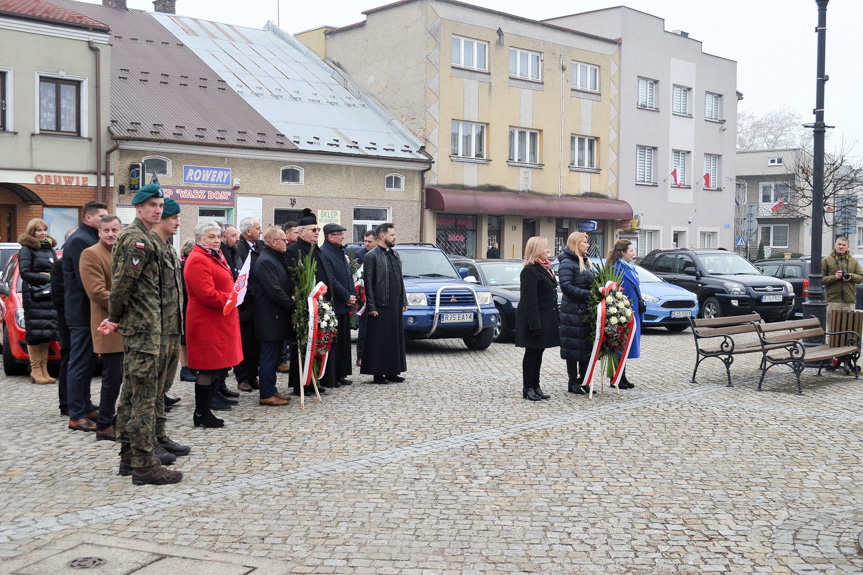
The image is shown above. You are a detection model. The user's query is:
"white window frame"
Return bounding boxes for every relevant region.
[142,155,172,178]
[637,77,657,110]
[385,173,404,191]
[508,127,540,165]
[570,135,598,169]
[760,224,789,249]
[672,85,692,116]
[672,149,689,186]
[451,120,487,159]
[699,230,719,249]
[705,92,721,121]
[768,157,783,166]
[759,182,789,204]
[856,225,863,249]
[571,61,599,92]
[34,71,88,137]
[280,165,304,185]
[509,48,541,81]
[451,35,488,72]
[703,154,720,190]
[636,145,655,184]
[639,228,660,257]
[0,67,12,132]
[353,206,391,236]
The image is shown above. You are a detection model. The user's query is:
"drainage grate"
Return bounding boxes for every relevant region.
[68,557,106,569]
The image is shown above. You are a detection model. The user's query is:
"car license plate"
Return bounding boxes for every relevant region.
[762,294,783,302]
[441,313,473,323]
[671,310,691,318]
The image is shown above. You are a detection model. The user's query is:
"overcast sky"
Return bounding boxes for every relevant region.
[80,0,863,155]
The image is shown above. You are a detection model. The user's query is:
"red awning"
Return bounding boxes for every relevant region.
[425,187,632,220]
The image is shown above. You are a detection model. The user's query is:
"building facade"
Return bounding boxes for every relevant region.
[0,0,112,242]
[547,7,739,256]
[325,0,630,259]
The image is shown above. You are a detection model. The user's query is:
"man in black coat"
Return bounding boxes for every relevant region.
[234,217,264,392]
[320,223,357,386]
[252,226,293,407]
[353,230,376,366]
[220,224,240,280]
[286,209,335,394]
[63,200,108,432]
[486,242,500,259]
[51,232,72,416]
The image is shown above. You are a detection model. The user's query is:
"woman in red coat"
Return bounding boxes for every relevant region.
[184,220,242,428]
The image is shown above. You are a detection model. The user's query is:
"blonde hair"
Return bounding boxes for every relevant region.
[566,231,592,273]
[25,218,49,238]
[523,236,549,266]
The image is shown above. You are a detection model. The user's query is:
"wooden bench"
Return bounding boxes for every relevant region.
[754,316,860,394]
[689,313,763,387]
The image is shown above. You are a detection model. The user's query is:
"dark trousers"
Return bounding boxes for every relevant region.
[97,352,123,431]
[259,340,281,400]
[566,359,590,387]
[290,342,334,392]
[234,320,260,384]
[522,348,545,387]
[333,313,352,380]
[356,312,368,362]
[67,325,97,420]
[279,340,290,364]
[57,314,70,415]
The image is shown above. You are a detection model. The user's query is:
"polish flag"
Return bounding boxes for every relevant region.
[223,252,251,316]
[770,197,785,212]
[670,169,680,187]
[702,173,710,189]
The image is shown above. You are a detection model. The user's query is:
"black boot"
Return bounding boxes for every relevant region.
[534,383,550,400]
[618,368,634,389]
[193,384,224,428]
[523,385,542,401]
[218,373,240,398]
[567,359,586,394]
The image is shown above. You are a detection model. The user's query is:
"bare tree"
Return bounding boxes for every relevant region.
[737,107,810,151]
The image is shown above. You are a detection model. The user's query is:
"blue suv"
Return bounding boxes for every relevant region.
[393,244,499,350]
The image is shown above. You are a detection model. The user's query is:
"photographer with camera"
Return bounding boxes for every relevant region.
[821,236,863,331]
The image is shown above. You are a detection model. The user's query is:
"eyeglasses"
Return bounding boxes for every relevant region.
[307,227,321,233]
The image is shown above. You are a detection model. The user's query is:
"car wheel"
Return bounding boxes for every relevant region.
[700,297,722,319]
[3,325,27,376]
[666,324,688,332]
[464,326,494,350]
[492,307,510,343]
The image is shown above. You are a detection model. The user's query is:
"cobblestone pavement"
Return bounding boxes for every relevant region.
[2,329,863,574]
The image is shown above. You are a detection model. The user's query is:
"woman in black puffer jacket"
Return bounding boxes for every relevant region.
[558,231,595,395]
[18,218,59,384]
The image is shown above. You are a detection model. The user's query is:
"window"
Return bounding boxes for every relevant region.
[198,207,233,225]
[857,227,863,249]
[274,208,302,227]
[353,206,390,242]
[653,254,676,274]
[571,61,599,92]
[760,224,789,248]
[672,85,691,116]
[636,146,655,183]
[704,154,720,189]
[760,183,789,204]
[385,173,404,191]
[637,78,656,109]
[570,135,597,169]
[280,165,304,185]
[639,230,655,257]
[705,92,721,121]
[0,71,6,131]
[451,36,488,71]
[508,128,540,164]
[672,150,689,186]
[39,77,80,134]
[451,121,486,159]
[142,155,171,177]
[699,232,717,249]
[768,157,783,166]
[510,48,541,81]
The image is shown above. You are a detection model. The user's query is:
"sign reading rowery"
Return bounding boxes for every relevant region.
[161,186,235,206]
[183,165,231,186]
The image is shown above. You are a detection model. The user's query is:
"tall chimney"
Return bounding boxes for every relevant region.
[102,0,127,9]
[153,0,176,14]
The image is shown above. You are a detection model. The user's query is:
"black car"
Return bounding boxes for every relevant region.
[449,257,522,342]
[755,257,863,315]
[640,248,794,321]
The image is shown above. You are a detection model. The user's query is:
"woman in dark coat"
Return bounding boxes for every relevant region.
[515,236,560,401]
[608,239,642,389]
[18,218,59,384]
[558,231,595,395]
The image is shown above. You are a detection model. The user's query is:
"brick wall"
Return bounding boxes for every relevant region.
[0,185,101,240]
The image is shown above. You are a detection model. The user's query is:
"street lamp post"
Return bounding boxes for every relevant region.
[802,0,830,338]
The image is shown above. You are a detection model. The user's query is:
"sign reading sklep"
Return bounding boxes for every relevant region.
[183,165,232,186]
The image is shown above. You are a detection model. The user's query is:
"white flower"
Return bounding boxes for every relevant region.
[615,291,624,300]
[607,306,617,314]
[625,308,632,317]
[623,299,631,308]
[610,316,619,325]
[605,295,613,304]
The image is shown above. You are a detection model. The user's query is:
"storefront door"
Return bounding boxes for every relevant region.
[522,218,537,253]
[0,205,15,243]
[436,214,477,257]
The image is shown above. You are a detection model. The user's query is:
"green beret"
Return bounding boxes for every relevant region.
[131,183,164,205]
[162,197,181,218]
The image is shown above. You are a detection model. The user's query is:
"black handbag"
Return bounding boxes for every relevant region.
[638,298,646,315]
[29,283,51,300]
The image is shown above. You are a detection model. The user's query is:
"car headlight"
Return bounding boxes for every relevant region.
[15,307,25,328]
[476,292,492,305]
[785,281,794,293]
[642,295,660,303]
[723,281,747,295]
[406,292,427,306]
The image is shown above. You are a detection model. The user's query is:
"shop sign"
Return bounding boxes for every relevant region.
[161,186,235,206]
[577,219,598,232]
[617,219,637,230]
[183,165,232,186]
[436,215,477,229]
[33,173,91,186]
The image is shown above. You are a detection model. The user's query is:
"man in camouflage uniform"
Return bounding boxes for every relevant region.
[152,197,190,459]
[103,184,182,486]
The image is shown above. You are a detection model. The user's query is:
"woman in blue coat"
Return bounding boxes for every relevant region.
[558,232,595,395]
[607,239,642,389]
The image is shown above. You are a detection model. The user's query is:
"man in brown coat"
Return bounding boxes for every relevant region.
[80,215,124,441]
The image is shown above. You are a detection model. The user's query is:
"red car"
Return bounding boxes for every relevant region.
[0,252,62,376]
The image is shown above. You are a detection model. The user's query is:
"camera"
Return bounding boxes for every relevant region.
[842,270,851,280]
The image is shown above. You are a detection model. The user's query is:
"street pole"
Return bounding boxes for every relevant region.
[802,0,829,338]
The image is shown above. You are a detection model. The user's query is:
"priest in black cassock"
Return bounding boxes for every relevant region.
[360,223,407,384]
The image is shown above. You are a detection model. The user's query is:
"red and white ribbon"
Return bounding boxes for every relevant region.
[300,281,328,388]
[354,280,366,316]
[582,281,636,396]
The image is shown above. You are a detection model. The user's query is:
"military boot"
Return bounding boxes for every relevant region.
[118,448,133,476]
[153,443,177,466]
[158,436,191,456]
[132,464,183,486]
